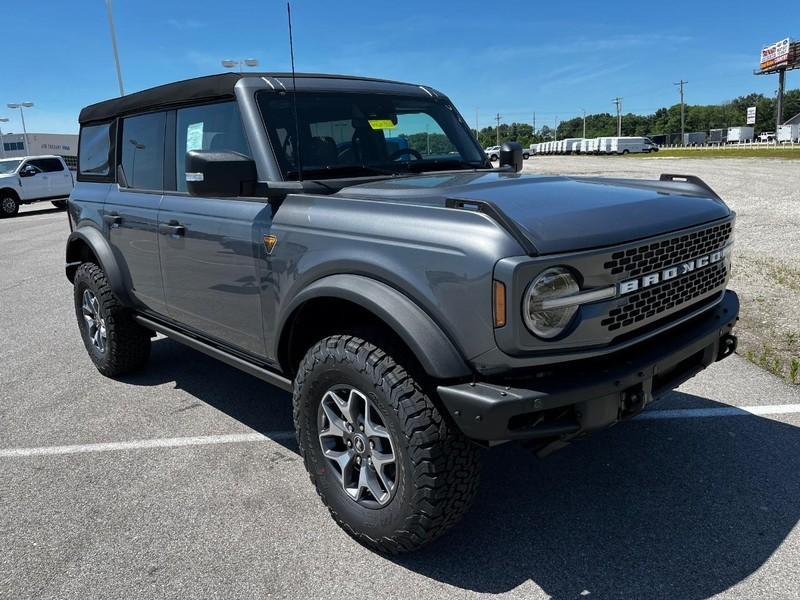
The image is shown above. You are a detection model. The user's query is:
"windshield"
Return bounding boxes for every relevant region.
[257,91,487,180]
[0,159,22,175]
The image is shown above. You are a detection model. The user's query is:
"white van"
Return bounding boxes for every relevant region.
[608,137,659,154]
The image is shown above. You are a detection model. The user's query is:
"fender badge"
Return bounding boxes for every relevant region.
[263,234,278,254]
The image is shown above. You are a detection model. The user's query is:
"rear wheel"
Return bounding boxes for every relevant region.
[293,335,481,554]
[52,199,68,209]
[73,262,151,377]
[1,192,19,218]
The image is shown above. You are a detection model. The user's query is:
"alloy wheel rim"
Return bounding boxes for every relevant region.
[81,289,107,353]
[1,197,15,213]
[317,385,397,508]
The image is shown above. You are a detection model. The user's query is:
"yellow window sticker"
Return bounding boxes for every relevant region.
[368,119,396,130]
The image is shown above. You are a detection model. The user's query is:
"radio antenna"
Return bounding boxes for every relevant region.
[287,2,303,181]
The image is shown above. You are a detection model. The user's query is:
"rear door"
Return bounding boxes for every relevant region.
[158,101,268,357]
[30,157,72,196]
[103,111,167,314]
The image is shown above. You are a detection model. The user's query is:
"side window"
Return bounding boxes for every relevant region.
[31,158,64,172]
[79,123,113,177]
[26,160,46,173]
[121,112,166,190]
[175,102,250,193]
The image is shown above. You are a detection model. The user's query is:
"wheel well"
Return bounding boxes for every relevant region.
[66,238,100,282]
[0,188,20,201]
[279,297,425,381]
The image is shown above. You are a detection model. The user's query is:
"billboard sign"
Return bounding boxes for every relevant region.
[746,106,757,125]
[760,38,791,71]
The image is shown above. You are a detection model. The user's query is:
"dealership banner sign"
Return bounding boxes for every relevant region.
[760,38,791,71]
[746,107,756,125]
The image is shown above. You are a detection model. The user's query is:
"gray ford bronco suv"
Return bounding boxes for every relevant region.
[66,73,738,553]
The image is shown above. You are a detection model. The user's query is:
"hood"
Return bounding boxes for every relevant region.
[339,171,731,254]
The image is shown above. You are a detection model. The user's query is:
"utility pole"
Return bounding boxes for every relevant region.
[532,112,536,139]
[612,97,622,136]
[554,115,558,140]
[674,80,687,145]
[582,109,586,138]
[475,108,479,139]
[495,113,501,146]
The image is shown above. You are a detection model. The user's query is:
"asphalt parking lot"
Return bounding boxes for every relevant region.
[3,200,800,599]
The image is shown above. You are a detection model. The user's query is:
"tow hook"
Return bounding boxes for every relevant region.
[717,334,737,361]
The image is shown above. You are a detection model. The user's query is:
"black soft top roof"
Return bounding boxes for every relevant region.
[78,72,438,125]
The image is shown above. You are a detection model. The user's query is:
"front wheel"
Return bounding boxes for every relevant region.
[490,154,498,161]
[293,335,481,554]
[1,193,19,218]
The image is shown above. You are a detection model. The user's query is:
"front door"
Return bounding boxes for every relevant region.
[104,111,167,315]
[18,161,48,199]
[158,101,268,357]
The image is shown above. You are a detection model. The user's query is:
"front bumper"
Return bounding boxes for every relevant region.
[438,290,739,442]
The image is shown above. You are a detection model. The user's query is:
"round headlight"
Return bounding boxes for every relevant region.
[523,267,580,339]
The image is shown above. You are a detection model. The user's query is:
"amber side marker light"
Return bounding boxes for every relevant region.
[493,280,506,327]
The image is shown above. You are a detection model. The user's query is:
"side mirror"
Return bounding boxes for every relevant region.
[185,150,257,197]
[499,142,523,172]
[19,165,36,177]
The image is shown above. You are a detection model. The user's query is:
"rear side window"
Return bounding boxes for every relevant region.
[174,101,250,192]
[121,112,166,191]
[79,123,113,178]
[30,158,64,172]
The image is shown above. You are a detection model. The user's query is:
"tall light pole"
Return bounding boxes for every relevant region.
[612,97,623,136]
[674,80,687,145]
[105,0,125,96]
[222,58,259,72]
[7,103,33,156]
[582,109,587,138]
[0,117,8,158]
[495,113,502,146]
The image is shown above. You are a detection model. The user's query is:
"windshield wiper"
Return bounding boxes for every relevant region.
[289,164,411,179]
[405,160,487,173]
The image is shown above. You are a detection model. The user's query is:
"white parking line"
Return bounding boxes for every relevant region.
[2,404,800,459]
[0,431,295,458]
[637,403,800,420]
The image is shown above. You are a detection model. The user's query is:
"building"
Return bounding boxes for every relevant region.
[0,132,79,170]
[785,111,800,126]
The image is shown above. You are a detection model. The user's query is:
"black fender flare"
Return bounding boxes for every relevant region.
[277,274,471,380]
[65,227,133,305]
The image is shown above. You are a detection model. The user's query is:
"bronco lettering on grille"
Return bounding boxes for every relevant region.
[618,248,726,295]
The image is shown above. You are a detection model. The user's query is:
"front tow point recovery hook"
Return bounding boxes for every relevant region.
[717,333,737,361]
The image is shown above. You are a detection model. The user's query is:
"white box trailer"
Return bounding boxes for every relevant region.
[683,132,707,146]
[597,137,613,154]
[561,138,583,154]
[727,126,754,143]
[608,137,659,154]
[778,124,799,142]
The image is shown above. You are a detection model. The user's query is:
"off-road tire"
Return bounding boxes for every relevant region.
[1,191,19,218]
[52,199,68,209]
[293,335,481,554]
[73,262,151,377]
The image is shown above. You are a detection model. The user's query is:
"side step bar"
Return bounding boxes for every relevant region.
[133,315,293,392]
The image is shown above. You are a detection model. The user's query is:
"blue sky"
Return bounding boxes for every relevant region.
[3,0,799,134]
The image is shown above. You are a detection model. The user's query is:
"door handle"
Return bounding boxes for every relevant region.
[103,214,122,227]
[160,221,186,237]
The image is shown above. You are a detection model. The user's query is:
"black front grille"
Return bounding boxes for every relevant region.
[601,262,727,331]
[603,221,733,278]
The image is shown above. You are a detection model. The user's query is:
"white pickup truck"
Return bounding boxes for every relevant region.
[0,155,74,217]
